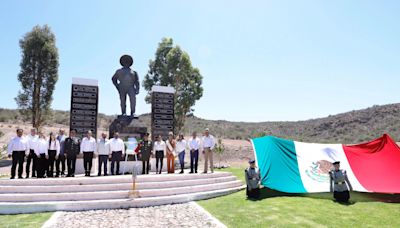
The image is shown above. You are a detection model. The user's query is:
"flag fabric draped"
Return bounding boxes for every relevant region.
[251,134,400,194]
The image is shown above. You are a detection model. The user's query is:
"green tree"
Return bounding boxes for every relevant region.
[15,25,59,128]
[143,38,203,133]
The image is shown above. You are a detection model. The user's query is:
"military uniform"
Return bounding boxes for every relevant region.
[330,167,352,202]
[64,136,81,177]
[245,162,261,199]
[138,140,153,174]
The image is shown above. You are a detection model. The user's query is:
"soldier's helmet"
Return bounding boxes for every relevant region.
[120,55,133,67]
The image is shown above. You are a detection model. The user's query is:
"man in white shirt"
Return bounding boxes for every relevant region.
[7,129,29,179]
[80,130,97,176]
[37,131,48,178]
[202,128,215,174]
[188,131,201,174]
[109,132,125,175]
[97,133,110,176]
[153,135,166,174]
[176,134,187,174]
[26,128,39,178]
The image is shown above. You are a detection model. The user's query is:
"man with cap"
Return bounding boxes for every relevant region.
[245,159,261,199]
[7,129,29,179]
[65,129,81,177]
[137,133,152,174]
[329,161,353,203]
[201,128,215,173]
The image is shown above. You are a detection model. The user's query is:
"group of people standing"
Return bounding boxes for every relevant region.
[136,128,215,175]
[7,127,217,178]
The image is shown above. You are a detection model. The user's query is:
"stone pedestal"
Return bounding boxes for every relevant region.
[109,115,147,139]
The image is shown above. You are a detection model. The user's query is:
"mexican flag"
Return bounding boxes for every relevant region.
[251,134,400,194]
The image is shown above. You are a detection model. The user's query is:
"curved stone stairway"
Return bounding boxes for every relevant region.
[0,172,245,214]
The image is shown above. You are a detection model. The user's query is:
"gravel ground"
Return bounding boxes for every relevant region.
[48,203,224,228]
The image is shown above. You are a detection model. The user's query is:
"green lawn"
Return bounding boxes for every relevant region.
[199,167,400,228]
[0,213,53,228]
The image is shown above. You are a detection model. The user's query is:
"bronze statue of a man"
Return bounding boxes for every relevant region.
[112,55,140,116]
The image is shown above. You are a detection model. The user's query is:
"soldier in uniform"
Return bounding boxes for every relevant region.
[245,159,261,199]
[329,161,353,203]
[137,133,153,174]
[64,129,81,177]
[112,55,140,116]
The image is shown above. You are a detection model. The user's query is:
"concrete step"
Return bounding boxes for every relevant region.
[0,185,246,214]
[0,172,231,186]
[0,176,237,193]
[0,180,243,202]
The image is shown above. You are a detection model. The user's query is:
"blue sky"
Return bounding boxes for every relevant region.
[0,0,399,122]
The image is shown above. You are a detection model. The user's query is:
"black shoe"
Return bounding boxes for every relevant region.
[98,173,101,176]
[25,175,29,178]
[32,175,36,178]
[18,176,23,179]
[10,176,15,179]
[61,172,65,176]
[195,171,198,173]
[179,171,184,174]
[55,174,59,178]
[71,174,75,177]
[104,174,108,176]
[189,171,194,174]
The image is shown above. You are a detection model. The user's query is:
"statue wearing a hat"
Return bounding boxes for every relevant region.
[112,55,140,116]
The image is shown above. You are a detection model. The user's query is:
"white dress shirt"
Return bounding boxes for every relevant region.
[153,140,166,155]
[188,137,201,151]
[97,138,111,155]
[202,135,215,150]
[38,138,48,155]
[109,138,125,153]
[80,137,97,153]
[176,139,187,153]
[48,140,61,156]
[27,135,40,155]
[7,136,29,155]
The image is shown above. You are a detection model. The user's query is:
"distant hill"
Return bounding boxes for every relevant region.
[1,103,400,144]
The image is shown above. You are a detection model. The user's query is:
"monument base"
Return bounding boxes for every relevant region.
[109,115,147,139]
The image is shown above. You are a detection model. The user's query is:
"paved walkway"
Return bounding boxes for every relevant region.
[45,202,225,228]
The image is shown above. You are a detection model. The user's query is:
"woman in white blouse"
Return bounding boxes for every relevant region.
[47,132,60,178]
[153,135,166,174]
[37,132,49,178]
[176,134,187,174]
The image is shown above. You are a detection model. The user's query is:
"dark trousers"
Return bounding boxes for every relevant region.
[26,149,37,177]
[37,154,47,178]
[155,151,164,173]
[83,152,94,174]
[142,160,150,174]
[178,151,185,172]
[56,154,66,176]
[11,151,25,178]
[67,155,77,176]
[98,155,108,175]
[334,191,350,202]
[190,149,199,173]
[111,151,122,175]
[246,187,260,199]
[47,150,56,177]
